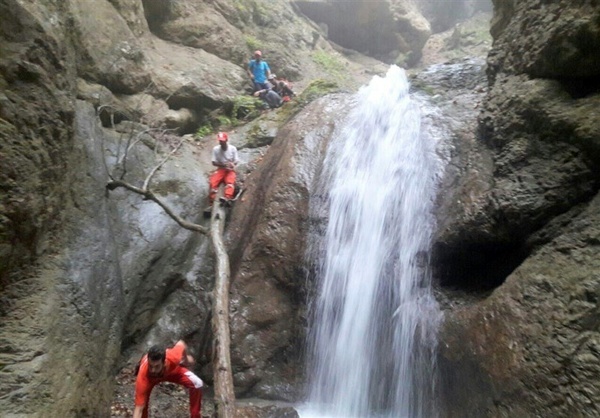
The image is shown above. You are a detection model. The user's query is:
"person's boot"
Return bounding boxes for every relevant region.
[219,197,232,207]
[203,204,213,218]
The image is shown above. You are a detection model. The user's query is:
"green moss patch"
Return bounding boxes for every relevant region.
[276,79,340,122]
[312,50,348,82]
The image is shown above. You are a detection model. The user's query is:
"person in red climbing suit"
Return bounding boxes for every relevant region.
[133,340,203,418]
[209,131,239,206]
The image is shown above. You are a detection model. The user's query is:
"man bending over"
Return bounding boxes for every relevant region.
[133,340,203,418]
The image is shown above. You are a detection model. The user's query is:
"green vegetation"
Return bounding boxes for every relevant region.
[395,51,418,69]
[312,50,347,81]
[409,77,436,96]
[194,95,265,140]
[217,115,234,127]
[277,79,340,122]
[233,0,251,23]
[251,3,271,27]
[244,35,261,51]
[231,95,264,121]
[195,124,213,139]
[300,79,340,103]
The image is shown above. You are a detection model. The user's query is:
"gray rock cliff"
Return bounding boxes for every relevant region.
[435,1,600,416]
[2,0,599,417]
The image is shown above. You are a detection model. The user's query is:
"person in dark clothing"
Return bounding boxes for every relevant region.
[268,74,295,98]
[253,82,283,109]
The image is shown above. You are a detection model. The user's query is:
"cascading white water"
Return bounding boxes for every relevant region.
[301,66,445,418]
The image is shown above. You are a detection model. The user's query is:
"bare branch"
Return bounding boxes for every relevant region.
[96,104,135,179]
[96,106,132,183]
[119,122,137,180]
[96,104,132,124]
[117,127,153,170]
[143,136,185,191]
[106,179,208,235]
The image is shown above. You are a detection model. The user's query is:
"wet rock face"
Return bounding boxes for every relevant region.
[225,94,354,399]
[434,7,600,295]
[440,195,600,417]
[419,0,493,33]
[435,0,600,416]
[489,0,600,79]
[1,95,214,416]
[410,58,509,292]
[295,0,431,65]
[0,0,77,290]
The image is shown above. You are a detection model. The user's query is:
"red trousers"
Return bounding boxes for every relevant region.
[141,368,203,418]
[209,168,236,202]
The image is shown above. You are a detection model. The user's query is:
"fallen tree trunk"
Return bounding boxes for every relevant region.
[210,204,236,418]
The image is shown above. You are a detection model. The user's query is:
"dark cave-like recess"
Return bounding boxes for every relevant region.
[557,76,600,99]
[141,0,171,33]
[433,241,529,292]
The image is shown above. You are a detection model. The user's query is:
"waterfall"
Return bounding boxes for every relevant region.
[301,66,445,418]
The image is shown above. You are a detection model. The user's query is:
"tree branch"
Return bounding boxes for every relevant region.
[106,179,208,235]
[143,136,185,191]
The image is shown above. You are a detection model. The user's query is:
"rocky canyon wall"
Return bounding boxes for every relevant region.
[0,0,337,415]
[435,1,600,416]
[3,0,599,417]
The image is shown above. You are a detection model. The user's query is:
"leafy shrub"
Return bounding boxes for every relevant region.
[195,124,212,139]
[245,35,261,51]
[231,95,264,120]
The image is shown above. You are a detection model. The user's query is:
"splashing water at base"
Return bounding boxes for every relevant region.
[301,66,445,418]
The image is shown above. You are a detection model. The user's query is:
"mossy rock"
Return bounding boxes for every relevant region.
[231,95,265,121]
[243,123,276,149]
[301,79,340,101]
[276,79,340,122]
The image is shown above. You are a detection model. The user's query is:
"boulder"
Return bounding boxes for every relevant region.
[224,93,354,399]
[440,194,600,417]
[142,0,319,80]
[141,36,247,110]
[153,1,249,64]
[489,0,600,78]
[390,0,432,64]
[107,0,150,36]
[68,0,151,93]
[117,92,170,125]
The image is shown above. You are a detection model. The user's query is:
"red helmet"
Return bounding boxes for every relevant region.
[217,132,228,142]
[254,50,262,57]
